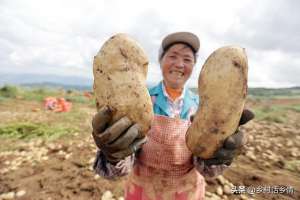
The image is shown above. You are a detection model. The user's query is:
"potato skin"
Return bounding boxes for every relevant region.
[186,46,248,159]
[93,33,154,135]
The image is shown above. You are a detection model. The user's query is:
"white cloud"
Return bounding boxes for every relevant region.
[0,0,299,88]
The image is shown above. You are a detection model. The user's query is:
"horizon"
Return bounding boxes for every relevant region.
[1,77,300,90]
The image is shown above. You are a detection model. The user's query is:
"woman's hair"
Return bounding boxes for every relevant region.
[159,42,198,63]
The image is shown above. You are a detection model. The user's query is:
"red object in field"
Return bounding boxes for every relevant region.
[44,97,72,112]
[44,97,57,110]
[55,98,72,112]
[83,91,93,99]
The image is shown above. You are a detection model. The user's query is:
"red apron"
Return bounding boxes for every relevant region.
[125,115,205,200]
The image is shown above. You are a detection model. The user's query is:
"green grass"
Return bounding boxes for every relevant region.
[0,85,20,98]
[290,104,300,112]
[0,122,78,140]
[0,85,94,104]
[66,95,94,104]
[254,105,292,123]
[248,88,300,99]
[0,85,93,140]
[190,87,300,100]
[55,105,91,122]
[0,96,7,102]
[284,160,300,173]
[0,85,60,101]
[253,104,300,123]
[22,87,60,101]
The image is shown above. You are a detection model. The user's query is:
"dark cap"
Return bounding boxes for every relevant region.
[159,32,200,60]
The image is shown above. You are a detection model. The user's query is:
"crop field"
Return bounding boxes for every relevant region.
[0,85,299,200]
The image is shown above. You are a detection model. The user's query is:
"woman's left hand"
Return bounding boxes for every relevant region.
[201,109,255,166]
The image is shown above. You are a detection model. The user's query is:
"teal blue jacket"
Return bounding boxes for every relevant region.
[148,82,199,120]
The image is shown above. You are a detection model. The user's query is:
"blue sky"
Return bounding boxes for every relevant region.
[0,0,299,88]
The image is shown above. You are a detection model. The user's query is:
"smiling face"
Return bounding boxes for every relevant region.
[160,43,195,90]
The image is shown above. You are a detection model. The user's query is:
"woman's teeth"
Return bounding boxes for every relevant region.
[170,71,184,76]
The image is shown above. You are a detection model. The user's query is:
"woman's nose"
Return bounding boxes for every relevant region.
[174,58,184,68]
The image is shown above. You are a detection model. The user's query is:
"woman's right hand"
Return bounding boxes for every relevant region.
[92,106,147,163]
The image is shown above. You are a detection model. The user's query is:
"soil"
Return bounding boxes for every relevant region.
[0,99,299,200]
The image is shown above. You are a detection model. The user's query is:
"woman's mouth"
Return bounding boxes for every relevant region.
[170,70,184,77]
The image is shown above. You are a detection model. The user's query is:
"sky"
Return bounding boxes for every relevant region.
[0,0,299,88]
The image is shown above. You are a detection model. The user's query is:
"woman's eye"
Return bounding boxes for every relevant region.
[184,59,192,63]
[169,55,176,59]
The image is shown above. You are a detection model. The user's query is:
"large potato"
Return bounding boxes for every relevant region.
[93,33,154,135]
[186,46,248,159]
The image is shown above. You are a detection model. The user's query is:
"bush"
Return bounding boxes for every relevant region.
[0,85,19,98]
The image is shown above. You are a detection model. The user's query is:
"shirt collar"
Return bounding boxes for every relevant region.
[161,81,185,102]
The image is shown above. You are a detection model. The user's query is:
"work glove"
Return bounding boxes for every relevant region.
[92,106,147,164]
[199,109,255,166]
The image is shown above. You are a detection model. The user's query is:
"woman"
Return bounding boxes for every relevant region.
[92,32,254,200]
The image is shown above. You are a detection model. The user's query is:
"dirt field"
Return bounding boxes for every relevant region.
[0,98,299,200]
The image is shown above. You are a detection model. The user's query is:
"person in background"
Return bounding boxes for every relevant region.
[54,97,72,112]
[92,32,254,200]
